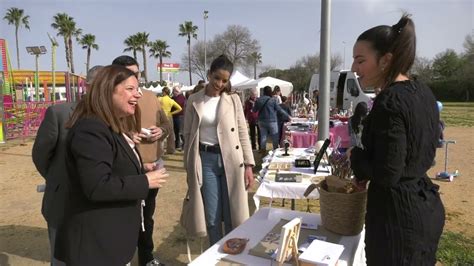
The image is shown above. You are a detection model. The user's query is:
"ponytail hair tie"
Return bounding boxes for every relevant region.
[391,23,403,35]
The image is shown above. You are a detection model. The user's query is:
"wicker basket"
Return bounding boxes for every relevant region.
[318,179,367,236]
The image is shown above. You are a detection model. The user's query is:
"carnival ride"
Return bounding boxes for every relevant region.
[1,39,85,141]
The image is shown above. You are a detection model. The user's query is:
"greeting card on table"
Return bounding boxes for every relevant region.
[298,239,344,266]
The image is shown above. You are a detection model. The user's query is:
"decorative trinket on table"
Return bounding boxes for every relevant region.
[222,238,249,255]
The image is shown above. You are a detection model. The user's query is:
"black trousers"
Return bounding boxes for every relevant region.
[248,122,260,150]
[365,177,445,266]
[138,188,159,266]
[173,116,184,149]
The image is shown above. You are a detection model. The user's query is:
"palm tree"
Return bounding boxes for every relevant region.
[123,34,141,62]
[3,7,30,69]
[179,21,198,85]
[78,34,99,72]
[51,13,82,73]
[135,32,150,83]
[249,52,262,79]
[149,40,172,83]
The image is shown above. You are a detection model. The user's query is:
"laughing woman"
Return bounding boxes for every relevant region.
[181,55,255,246]
[349,14,445,265]
[55,65,168,265]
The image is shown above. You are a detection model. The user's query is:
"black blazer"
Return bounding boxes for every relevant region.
[32,102,76,227]
[55,117,149,266]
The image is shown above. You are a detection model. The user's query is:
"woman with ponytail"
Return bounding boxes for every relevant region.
[348,101,368,148]
[349,14,445,265]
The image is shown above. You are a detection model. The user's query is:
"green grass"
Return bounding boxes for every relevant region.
[437,231,474,265]
[441,102,474,127]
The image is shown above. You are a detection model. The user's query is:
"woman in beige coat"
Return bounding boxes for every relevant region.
[181,55,255,245]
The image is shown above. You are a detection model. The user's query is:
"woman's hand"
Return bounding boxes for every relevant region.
[146,168,168,189]
[147,126,164,142]
[352,178,368,191]
[143,162,156,172]
[244,166,254,190]
[132,132,142,144]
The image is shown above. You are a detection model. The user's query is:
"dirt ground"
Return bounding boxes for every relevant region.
[0,127,473,265]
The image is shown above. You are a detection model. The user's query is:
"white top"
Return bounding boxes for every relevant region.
[274,95,282,104]
[199,95,221,145]
[122,133,141,167]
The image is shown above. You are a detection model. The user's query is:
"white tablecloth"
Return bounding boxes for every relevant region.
[189,207,366,266]
[253,148,331,210]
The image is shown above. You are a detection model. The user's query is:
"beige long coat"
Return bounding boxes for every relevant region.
[181,89,255,237]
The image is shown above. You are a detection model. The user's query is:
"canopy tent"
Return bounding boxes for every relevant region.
[230,70,253,86]
[233,76,294,96]
[142,84,163,94]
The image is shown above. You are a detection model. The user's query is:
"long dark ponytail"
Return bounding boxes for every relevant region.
[351,102,368,134]
[357,13,416,88]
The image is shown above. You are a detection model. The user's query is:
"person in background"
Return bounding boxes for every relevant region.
[55,65,168,265]
[348,101,368,148]
[253,86,291,152]
[349,14,445,265]
[273,85,282,104]
[112,55,170,266]
[243,88,260,150]
[436,101,445,148]
[32,65,103,266]
[312,89,319,110]
[277,95,292,143]
[181,55,255,246]
[160,87,182,154]
[303,93,310,106]
[172,86,186,151]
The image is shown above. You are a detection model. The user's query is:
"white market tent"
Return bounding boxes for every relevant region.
[230,70,253,86]
[233,76,294,97]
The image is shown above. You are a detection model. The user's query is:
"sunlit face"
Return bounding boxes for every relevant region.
[207,69,231,95]
[173,88,180,96]
[351,40,384,88]
[112,75,141,118]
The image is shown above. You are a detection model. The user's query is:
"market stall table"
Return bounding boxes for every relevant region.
[253,148,331,210]
[189,207,366,266]
[286,121,351,149]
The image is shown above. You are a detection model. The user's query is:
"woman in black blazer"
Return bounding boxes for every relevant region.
[55,65,168,266]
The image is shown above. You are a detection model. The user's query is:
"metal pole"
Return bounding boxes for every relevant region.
[35,54,40,101]
[52,44,56,102]
[318,0,331,141]
[342,41,346,70]
[204,10,209,77]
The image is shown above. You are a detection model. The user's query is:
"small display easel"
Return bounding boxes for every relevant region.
[275,218,302,266]
[313,138,331,174]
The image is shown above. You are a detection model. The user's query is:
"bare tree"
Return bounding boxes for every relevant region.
[213,25,260,68]
[181,40,219,80]
[296,53,342,73]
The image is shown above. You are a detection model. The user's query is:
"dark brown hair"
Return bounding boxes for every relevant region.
[357,13,416,87]
[162,86,170,96]
[66,65,141,134]
[208,54,234,95]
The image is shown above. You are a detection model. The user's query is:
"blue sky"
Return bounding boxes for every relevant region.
[1,0,473,84]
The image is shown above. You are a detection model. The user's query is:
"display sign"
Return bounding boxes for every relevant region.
[157,63,180,73]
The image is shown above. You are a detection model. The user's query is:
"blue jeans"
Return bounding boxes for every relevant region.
[258,121,280,150]
[200,151,232,245]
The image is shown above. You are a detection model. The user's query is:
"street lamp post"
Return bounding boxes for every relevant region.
[342,41,346,70]
[204,10,209,77]
[26,46,47,101]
